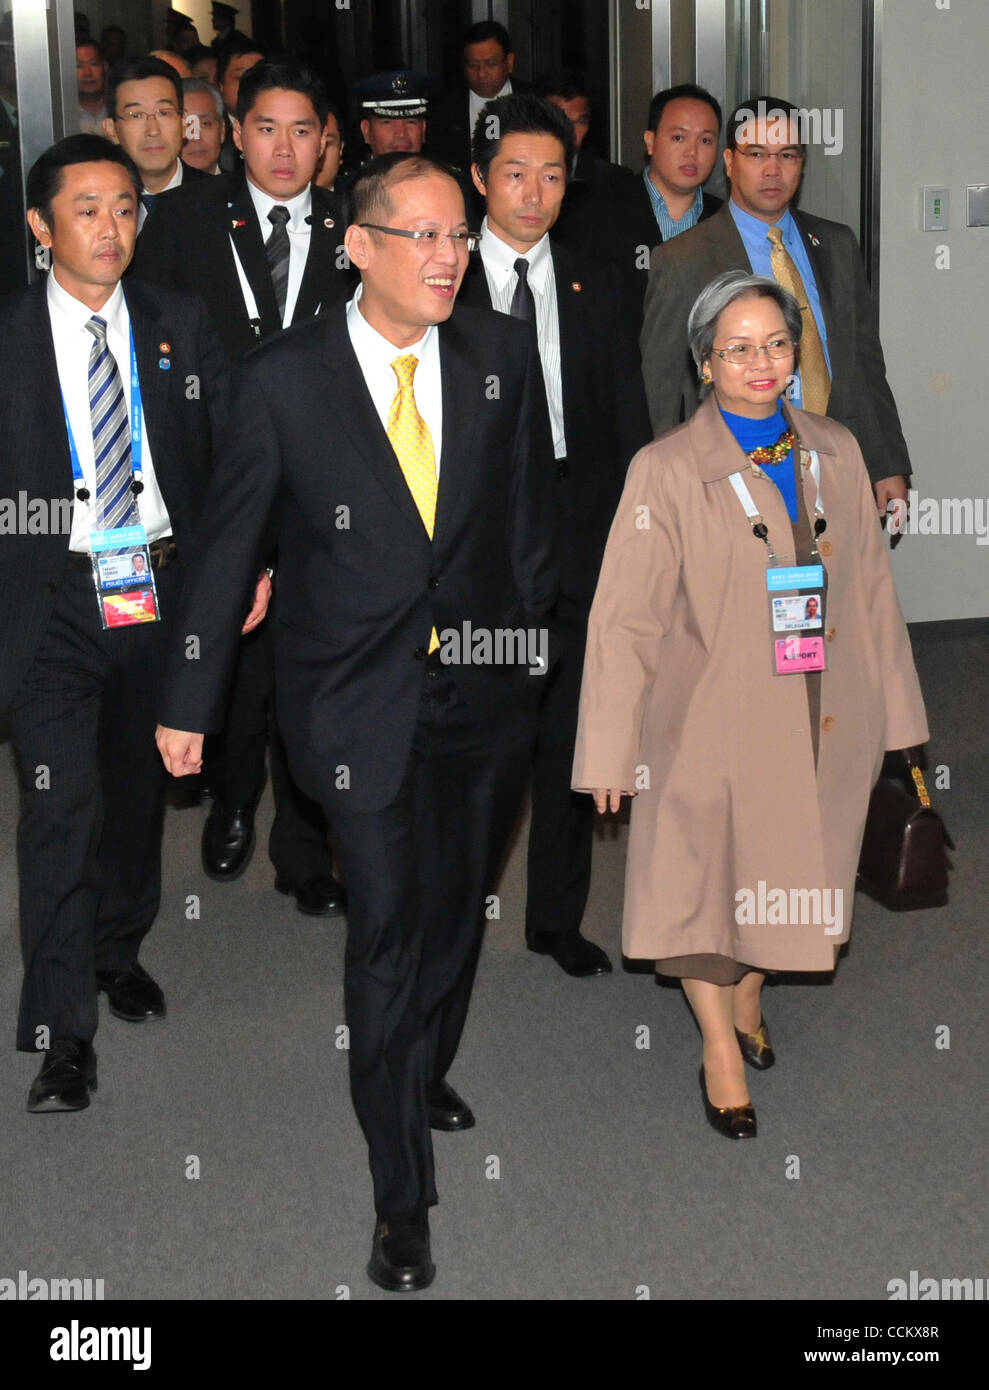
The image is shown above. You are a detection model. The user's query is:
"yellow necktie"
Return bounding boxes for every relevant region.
[767,225,831,415]
[387,354,439,652]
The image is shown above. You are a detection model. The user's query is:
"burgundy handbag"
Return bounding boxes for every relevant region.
[857,750,954,911]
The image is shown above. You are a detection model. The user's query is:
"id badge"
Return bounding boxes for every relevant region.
[767,564,826,675]
[89,524,160,629]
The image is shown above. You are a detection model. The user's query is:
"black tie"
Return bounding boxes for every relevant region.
[266,205,291,321]
[510,257,537,328]
[140,192,156,215]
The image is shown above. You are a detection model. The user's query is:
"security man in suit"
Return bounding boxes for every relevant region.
[0,135,260,1113]
[156,152,558,1291]
[640,95,910,512]
[459,94,653,978]
[133,60,350,915]
[426,19,530,174]
[101,57,211,230]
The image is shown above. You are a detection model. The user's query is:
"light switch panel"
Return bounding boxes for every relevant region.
[921,186,949,232]
[966,185,989,227]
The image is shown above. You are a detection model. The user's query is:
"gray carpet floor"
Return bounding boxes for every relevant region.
[0,619,986,1301]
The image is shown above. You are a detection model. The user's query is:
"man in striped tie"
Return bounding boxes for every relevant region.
[0,135,262,1114]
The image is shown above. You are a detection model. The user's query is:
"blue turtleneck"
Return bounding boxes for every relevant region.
[720,404,798,521]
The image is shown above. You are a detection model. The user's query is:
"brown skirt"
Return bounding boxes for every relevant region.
[656,954,767,985]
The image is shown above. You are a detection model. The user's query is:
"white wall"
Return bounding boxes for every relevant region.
[880,0,989,620]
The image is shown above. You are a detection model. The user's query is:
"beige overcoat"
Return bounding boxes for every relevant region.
[572,395,929,970]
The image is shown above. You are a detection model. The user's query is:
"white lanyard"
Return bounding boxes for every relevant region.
[728,448,823,519]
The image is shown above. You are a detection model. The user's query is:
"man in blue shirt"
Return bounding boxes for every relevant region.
[640,95,910,513]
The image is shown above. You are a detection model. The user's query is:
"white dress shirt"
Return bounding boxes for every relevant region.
[233,179,312,328]
[469,79,512,140]
[346,285,443,472]
[47,271,172,551]
[478,217,566,458]
[137,159,184,231]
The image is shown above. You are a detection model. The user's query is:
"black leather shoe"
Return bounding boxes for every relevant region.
[96,962,166,1022]
[27,1039,97,1113]
[735,1017,776,1070]
[201,802,256,880]
[699,1065,756,1140]
[527,933,613,977]
[367,1211,435,1292]
[275,875,347,917]
[427,1079,475,1131]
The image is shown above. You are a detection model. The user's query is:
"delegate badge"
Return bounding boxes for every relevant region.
[89,523,160,629]
[766,564,826,675]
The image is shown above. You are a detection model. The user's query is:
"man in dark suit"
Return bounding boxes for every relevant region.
[0,135,252,1113]
[101,57,210,228]
[156,153,558,1291]
[426,19,530,174]
[531,70,637,265]
[460,94,653,978]
[641,95,910,511]
[615,83,723,313]
[215,37,264,174]
[133,61,350,914]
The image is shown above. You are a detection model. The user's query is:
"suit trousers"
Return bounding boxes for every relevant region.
[206,614,336,885]
[327,663,535,1216]
[10,563,179,1051]
[524,597,596,945]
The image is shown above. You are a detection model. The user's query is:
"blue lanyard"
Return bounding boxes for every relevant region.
[62,324,143,487]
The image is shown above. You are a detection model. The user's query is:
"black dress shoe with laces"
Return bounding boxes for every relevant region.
[96,962,166,1022]
[735,1017,776,1070]
[201,802,256,880]
[367,1210,435,1292]
[527,932,613,977]
[699,1065,757,1140]
[427,1079,475,1131]
[27,1039,97,1113]
[274,875,347,917]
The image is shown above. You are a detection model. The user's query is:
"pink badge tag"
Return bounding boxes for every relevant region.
[774,636,826,674]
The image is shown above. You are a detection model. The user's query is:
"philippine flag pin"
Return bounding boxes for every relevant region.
[232,218,246,228]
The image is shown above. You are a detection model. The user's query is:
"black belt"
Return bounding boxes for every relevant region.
[65,536,178,573]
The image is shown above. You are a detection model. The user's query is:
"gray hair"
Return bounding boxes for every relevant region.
[181,77,224,120]
[687,270,802,390]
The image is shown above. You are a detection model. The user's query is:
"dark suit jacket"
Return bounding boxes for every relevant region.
[426,79,534,173]
[457,239,653,601]
[549,151,638,267]
[158,300,559,813]
[131,171,350,362]
[0,278,229,717]
[639,202,910,484]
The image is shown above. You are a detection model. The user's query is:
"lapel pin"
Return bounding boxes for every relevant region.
[158,358,171,370]
[323,217,335,229]
[231,218,246,229]
[808,232,821,247]
[159,342,170,353]
[571,281,582,292]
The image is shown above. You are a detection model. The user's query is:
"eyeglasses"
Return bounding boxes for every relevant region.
[733,148,803,163]
[358,224,480,253]
[115,107,181,123]
[710,337,795,364]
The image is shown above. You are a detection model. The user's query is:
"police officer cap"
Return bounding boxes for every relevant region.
[354,70,434,119]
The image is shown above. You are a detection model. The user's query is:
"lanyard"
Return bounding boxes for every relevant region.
[728,448,825,561]
[62,324,143,493]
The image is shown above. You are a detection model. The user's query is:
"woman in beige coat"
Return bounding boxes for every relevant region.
[572,270,928,1138]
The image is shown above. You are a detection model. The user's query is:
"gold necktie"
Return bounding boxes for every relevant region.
[766,225,831,415]
[387,354,439,652]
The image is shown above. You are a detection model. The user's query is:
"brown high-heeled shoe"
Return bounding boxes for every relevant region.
[699,1066,757,1139]
[735,1017,775,1071]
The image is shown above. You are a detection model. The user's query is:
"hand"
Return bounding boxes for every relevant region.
[592,788,627,814]
[156,725,204,777]
[241,571,272,635]
[874,474,908,521]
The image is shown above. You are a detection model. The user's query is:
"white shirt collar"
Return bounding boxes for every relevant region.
[346,282,435,361]
[479,216,552,292]
[46,269,127,336]
[244,176,312,233]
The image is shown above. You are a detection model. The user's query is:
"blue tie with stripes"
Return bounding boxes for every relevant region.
[85,315,139,532]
